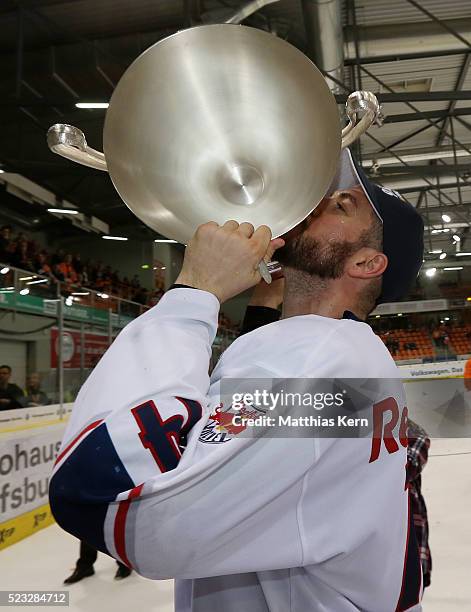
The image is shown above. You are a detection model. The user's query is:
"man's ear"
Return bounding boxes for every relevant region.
[346,248,388,280]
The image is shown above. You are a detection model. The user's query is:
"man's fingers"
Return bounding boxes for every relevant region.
[238,222,255,238]
[264,238,285,262]
[221,220,239,232]
[251,225,272,258]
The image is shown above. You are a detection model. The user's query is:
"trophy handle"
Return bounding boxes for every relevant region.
[47,92,381,169]
[47,124,108,171]
[341,91,382,150]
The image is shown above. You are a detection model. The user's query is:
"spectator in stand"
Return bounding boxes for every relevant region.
[34,252,52,277]
[91,262,104,287]
[432,328,443,347]
[23,373,50,407]
[133,287,148,305]
[122,276,131,300]
[0,222,158,308]
[384,336,399,356]
[5,239,18,267]
[53,263,65,282]
[0,225,12,262]
[0,365,24,410]
[18,238,33,270]
[57,254,78,285]
[50,248,65,267]
[73,253,83,274]
[79,264,89,286]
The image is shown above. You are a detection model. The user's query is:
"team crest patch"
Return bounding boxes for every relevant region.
[199,403,261,444]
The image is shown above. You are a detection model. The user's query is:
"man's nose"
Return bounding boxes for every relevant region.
[305,196,328,226]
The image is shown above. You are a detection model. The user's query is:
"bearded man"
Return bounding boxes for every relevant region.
[49,149,424,612]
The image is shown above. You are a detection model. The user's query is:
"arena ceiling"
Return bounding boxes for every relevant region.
[0,0,470,262]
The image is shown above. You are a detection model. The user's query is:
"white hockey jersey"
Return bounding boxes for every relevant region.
[49,288,422,611]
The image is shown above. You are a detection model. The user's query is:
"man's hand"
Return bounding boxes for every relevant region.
[176,221,285,303]
[249,277,285,310]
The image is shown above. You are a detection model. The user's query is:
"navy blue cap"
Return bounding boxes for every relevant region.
[327,149,424,304]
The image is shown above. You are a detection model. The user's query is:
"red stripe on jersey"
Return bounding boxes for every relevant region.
[54,419,104,466]
[114,483,145,569]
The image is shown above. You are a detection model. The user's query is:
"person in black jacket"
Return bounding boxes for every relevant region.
[0,365,24,410]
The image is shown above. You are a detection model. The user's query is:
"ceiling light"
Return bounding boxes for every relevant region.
[0,267,9,274]
[444,267,463,271]
[19,288,30,296]
[425,268,436,277]
[441,214,451,223]
[102,236,128,241]
[0,169,5,174]
[444,317,450,321]
[429,250,442,254]
[27,278,49,285]
[397,313,403,317]
[97,292,109,299]
[47,208,79,215]
[65,296,74,306]
[431,228,450,234]
[71,291,90,296]
[19,276,35,281]
[439,253,447,260]
[75,102,109,109]
[375,315,380,318]
[363,148,469,167]
[154,239,178,243]
[456,252,471,256]
[141,264,150,269]
[453,235,461,242]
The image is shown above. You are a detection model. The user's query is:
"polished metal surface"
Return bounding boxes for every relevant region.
[341,91,380,149]
[102,24,341,243]
[47,26,382,247]
[225,0,280,25]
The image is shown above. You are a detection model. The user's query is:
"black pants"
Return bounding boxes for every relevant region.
[77,540,127,570]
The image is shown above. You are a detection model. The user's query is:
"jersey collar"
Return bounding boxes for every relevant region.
[342,310,364,322]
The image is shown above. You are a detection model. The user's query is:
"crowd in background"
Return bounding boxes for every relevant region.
[0,365,49,410]
[0,224,159,306]
[5,224,470,353]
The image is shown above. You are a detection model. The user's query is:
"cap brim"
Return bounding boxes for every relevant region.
[326,148,383,223]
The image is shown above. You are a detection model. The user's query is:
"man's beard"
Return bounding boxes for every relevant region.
[276,232,366,280]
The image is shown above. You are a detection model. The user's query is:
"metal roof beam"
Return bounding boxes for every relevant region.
[436,53,471,146]
[344,48,470,66]
[384,107,471,124]
[335,91,471,104]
